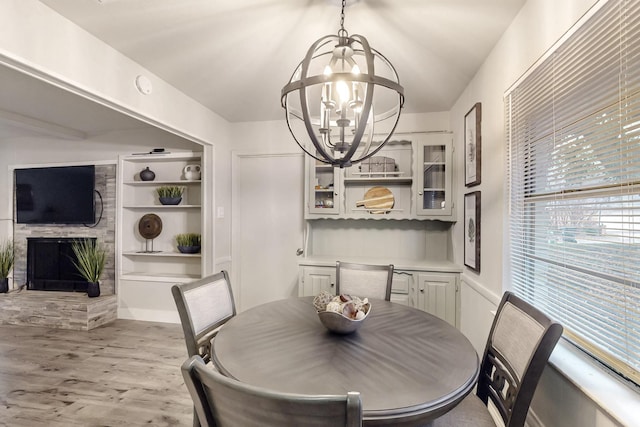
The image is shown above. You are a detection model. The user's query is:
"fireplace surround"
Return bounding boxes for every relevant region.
[27,237,95,292]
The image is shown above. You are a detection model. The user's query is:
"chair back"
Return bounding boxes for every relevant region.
[181,355,363,427]
[335,261,394,301]
[477,291,563,427]
[172,271,236,363]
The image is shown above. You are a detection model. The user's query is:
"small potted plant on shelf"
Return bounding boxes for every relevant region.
[176,233,201,254]
[71,239,106,298]
[156,185,184,205]
[0,240,14,293]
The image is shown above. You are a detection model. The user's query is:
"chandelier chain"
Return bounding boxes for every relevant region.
[340,0,346,31]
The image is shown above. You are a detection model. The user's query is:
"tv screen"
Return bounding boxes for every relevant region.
[15,165,96,224]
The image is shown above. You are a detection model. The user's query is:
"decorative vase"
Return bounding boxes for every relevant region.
[178,245,201,254]
[159,197,182,205]
[183,164,201,181]
[87,282,100,298]
[140,167,156,181]
[0,278,8,293]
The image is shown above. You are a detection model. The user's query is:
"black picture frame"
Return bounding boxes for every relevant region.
[464,102,482,187]
[464,191,481,272]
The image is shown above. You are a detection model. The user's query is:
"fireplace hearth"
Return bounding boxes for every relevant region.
[27,237,95,292]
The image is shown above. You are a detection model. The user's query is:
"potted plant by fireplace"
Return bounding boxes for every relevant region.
[0,240,14,293]
[71,239,106,298]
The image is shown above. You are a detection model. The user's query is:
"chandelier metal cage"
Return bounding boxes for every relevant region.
[281,0,404,168]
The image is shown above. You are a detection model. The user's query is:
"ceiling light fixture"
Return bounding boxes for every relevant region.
[281,0,404,168]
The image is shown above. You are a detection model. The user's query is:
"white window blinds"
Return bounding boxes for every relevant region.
[506,0,640,384]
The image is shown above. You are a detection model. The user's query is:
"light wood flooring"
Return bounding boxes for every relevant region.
[0,320,193,427]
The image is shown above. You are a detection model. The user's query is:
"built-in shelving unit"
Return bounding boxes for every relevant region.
[116,151,205,321]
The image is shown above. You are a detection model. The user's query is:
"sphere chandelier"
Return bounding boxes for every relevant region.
[281,0,404,168]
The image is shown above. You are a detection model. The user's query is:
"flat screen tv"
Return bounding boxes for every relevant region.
[15,165,96,224]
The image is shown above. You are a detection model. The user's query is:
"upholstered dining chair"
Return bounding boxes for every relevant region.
[335,261,394,301]
[432,291,563,427]
[181,355,363,427]
[171,271,236,364]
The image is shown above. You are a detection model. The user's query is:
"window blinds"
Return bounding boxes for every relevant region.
[506,0,640,384]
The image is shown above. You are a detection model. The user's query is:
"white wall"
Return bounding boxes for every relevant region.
[449,0,634,425]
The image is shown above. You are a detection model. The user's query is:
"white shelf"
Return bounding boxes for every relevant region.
[123,251,201,258]
[350,208,405,212]
[120,272,201,282]
[123,205,201,209]
[124,180,201,185]
[344,177,413,185]
[124,153,200,162]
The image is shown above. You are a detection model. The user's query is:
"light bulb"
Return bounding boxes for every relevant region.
[336,81,350,104]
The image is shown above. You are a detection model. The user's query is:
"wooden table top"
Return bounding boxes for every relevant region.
[213,297,479,426]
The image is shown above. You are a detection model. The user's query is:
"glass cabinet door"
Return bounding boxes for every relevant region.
[417,134,453,217]
[308,159,340,215]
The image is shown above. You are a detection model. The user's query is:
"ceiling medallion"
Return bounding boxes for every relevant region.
[281,0,404,168]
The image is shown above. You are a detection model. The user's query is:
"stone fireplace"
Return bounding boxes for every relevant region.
[27,237,95,292]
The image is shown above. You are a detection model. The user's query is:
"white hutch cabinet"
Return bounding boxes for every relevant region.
[298,131,460,327]
[305,133,454,220]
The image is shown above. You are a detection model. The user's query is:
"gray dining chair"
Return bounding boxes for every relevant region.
[335,261,394,301]
[171,270,236,364]
[181,355,363,427]
[432,291,563,427]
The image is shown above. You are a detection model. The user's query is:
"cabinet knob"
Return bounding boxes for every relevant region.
[420,289,425,293]
[331,283,335,287]
[418,191,423,196]
[296,248,304,256]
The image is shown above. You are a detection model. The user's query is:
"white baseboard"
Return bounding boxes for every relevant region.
[118,307,179,324]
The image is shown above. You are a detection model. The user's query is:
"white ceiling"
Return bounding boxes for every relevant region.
[0,64,147,140]
[33,0,526,124]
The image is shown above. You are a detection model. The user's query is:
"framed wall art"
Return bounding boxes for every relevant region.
[464,191,481,272]
[464,102,482,187]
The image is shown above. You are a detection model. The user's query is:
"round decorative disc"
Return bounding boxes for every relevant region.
[138,213,162,239]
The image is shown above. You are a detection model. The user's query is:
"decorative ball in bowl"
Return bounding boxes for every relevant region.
[313,291,371,334]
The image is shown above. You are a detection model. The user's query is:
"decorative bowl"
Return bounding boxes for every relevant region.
[317,304,371,334]
[159,196,182,205]
[177,245,201,254]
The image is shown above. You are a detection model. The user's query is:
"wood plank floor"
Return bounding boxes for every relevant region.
[0,320,193,426]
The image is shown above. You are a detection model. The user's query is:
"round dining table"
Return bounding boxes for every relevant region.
[212,297,479,426]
